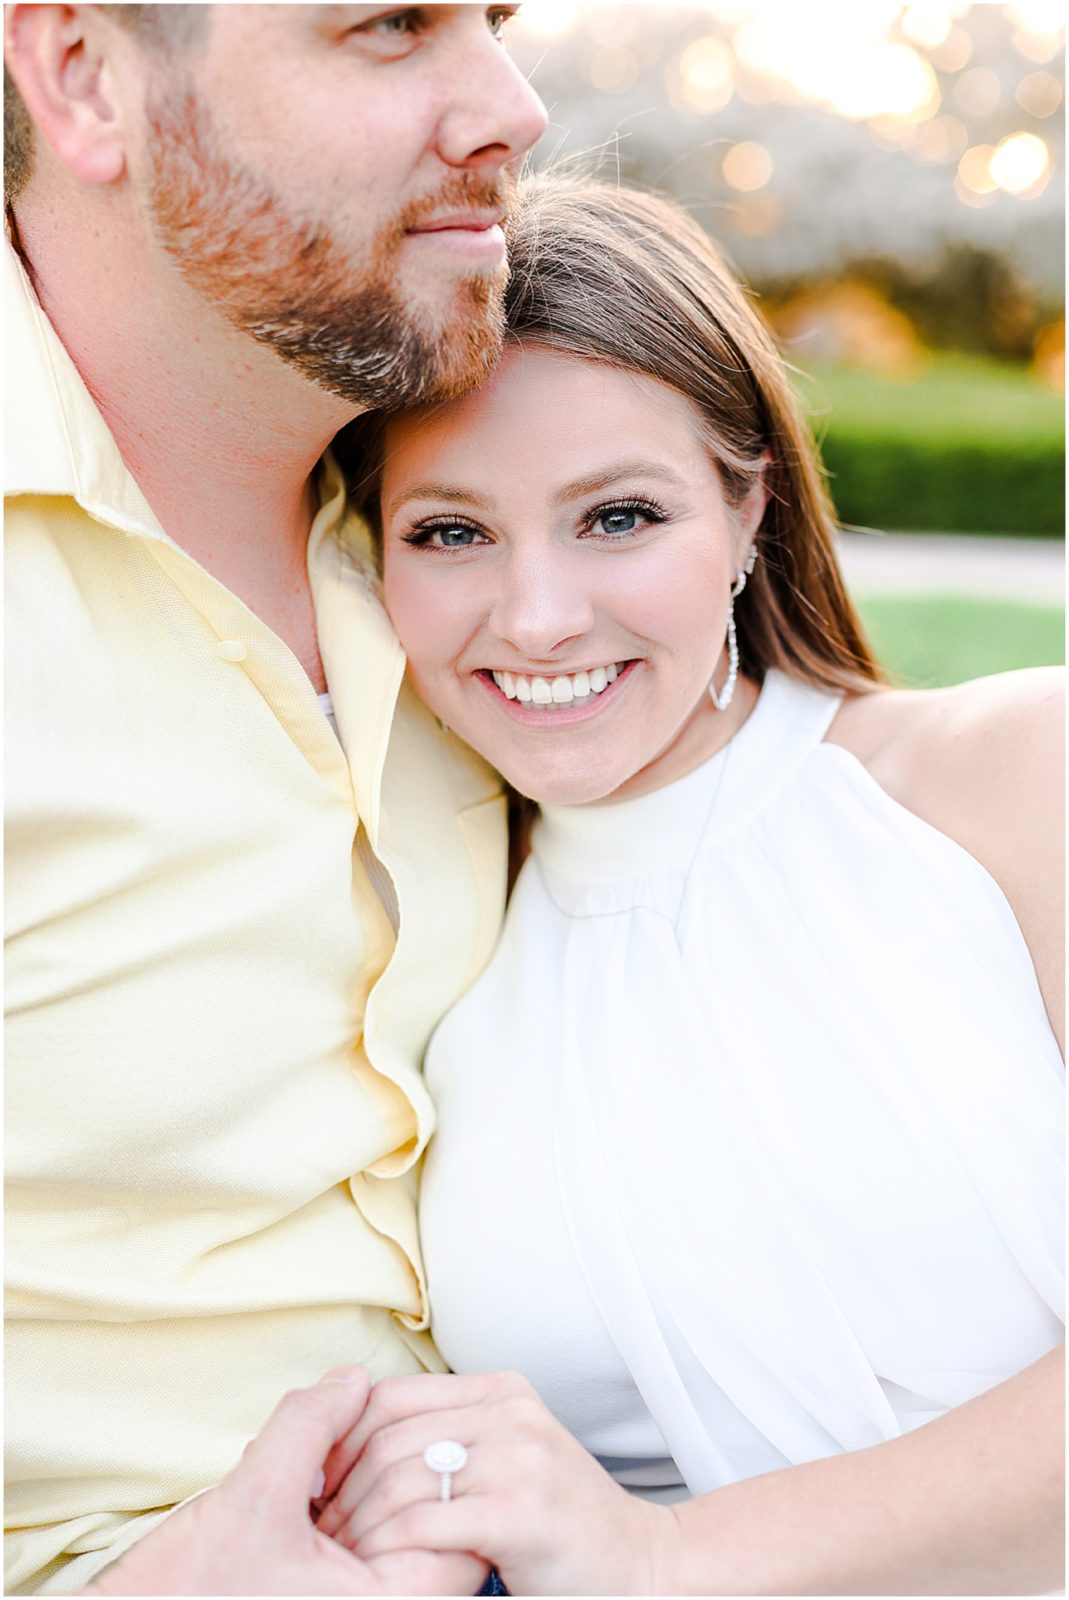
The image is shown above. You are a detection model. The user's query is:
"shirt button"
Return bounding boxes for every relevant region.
[216,639,248,663]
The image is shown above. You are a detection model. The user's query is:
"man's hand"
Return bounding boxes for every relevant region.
[79,1366,488,1597]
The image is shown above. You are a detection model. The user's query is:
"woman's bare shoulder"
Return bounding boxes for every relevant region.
[829,666,1064,1046]
[828,666,1063,815]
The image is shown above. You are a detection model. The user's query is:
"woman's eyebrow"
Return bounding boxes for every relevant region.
[553,462,690,503]
[385,461,688,520]
[385,482,494,517]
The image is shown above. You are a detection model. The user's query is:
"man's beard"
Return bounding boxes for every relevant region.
[146,87,513,410]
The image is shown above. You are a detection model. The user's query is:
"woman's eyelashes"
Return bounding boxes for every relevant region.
[401,517,490,551]
[580,497,671,540]
[398,495,672,553]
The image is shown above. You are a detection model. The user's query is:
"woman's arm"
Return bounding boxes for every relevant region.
[317,1350,1064,1594]
[664,1344,1063,1596]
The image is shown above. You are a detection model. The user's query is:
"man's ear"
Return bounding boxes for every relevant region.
[5,4,128,186]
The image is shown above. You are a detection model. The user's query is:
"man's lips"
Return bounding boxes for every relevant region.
[407,210,505,234]
[403,213,507,265]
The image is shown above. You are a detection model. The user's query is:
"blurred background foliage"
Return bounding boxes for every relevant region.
[799,357,1063,534]
[510,0,1065,544]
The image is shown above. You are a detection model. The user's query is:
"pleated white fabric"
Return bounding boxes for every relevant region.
[422,671,1064,1496]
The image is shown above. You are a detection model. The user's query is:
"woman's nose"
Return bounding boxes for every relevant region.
[487,555,596,663]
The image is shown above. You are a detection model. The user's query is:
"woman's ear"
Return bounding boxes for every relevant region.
[735,453,771,566]
[5,4,129,187]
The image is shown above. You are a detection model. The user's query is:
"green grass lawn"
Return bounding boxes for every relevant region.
[856,594,1065,688]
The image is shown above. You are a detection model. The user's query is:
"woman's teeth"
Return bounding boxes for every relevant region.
[491,662,625,707]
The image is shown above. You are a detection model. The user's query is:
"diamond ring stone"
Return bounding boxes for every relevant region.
[423,1439,469,1500]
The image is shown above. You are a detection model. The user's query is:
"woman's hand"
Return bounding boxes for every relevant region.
[315,1370,678,1596]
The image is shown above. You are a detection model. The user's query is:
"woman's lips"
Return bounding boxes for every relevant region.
[475,660,640,726]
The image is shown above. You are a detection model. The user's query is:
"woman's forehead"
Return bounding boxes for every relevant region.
[382,348,712,484]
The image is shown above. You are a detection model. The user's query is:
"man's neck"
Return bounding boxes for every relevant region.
[15,196,358,687]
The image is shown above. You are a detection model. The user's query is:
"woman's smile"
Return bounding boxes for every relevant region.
[476,658,640,726]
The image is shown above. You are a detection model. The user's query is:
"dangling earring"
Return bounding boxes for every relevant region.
[709,548,757,713]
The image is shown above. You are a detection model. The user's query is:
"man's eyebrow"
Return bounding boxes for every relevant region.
[552,462,691,502]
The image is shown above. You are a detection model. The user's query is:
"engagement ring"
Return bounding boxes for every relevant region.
[423,1438,469,1501]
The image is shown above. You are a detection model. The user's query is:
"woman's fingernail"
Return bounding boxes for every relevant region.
[311,1469,326,1499]
[320,1364,367,1385]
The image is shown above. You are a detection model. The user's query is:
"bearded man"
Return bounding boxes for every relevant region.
[4,6,545,1593]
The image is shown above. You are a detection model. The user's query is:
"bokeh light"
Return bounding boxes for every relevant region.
[953,66,1003,117]
[929,25,973,72]
[677,35,735,113]
[901,4,951,51]
[1012,20,1065,65]
[586,45,641,94]
[511,2,1063,227]
[732,5,940,121]
[516,2,580,41]
[722,140,775,190]
[1015,69,1064,115]
[958,143,999,193]
[989,130,1052,193]
[1008,0,1066,35]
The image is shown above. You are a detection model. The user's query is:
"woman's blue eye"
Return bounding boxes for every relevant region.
[435,525,479,547]
[597,508,639,536]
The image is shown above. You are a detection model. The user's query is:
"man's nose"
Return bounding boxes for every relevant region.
[488,554,596,662]
[437,25,548,172]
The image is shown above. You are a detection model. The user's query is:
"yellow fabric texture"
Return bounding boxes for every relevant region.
[4,240,508,1594]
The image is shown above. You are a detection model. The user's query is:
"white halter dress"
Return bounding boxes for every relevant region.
[420,670,1064,1498]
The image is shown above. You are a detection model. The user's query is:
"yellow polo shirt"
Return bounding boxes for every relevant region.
[4,240,507,1594]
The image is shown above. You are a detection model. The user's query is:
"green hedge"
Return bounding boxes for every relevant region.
[820,432,1064,536]
[792,359,1065,537]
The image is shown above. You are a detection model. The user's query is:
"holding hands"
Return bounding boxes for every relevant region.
[81,1367,489,1598]
[317,1370,677,1596]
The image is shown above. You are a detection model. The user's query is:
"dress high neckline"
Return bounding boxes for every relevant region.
[534,670,842,887]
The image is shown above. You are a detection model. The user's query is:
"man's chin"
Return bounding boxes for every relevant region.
[401,271,507,400]
[400,251,506,321]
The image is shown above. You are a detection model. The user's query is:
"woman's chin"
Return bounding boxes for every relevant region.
[503,765,630,808]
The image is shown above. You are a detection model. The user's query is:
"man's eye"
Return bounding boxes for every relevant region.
[487,6,519,37]
[353,8,423,45]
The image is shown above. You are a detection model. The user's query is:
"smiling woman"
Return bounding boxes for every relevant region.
[332,174,1064,1596]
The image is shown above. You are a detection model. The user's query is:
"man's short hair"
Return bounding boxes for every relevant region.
[4,4,208,206]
